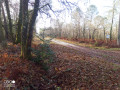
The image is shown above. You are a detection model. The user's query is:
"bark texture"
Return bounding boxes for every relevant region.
[4,0,14,42]
[16,0,23,44]
[21,0,29,58]
[26,0,40,58]
[117,14,120,46]
[1,4,8,39]
[0,1,5,43]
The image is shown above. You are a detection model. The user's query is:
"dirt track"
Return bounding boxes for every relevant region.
[52,39,120,65]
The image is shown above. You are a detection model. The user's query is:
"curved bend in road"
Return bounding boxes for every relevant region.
[52,39,120,65]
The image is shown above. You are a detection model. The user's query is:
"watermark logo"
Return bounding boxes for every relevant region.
[4,80,15,88]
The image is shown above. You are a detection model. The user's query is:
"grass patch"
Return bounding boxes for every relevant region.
[55,38,120,51]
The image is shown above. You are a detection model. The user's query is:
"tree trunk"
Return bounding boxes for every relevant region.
[92,29,96,40]
[16,0,23,44]
[110,5,115,41]
[78,28,80,39]
[21,0,29,58]
[26,0,40,58]
[83,19,86,40]
[78,22,80,39]
[117,13,120,47]
[1,4,8,40]
[4,0,14,43]
[0,2,5,43]
[88,29,91,40]
[103,27,106,40]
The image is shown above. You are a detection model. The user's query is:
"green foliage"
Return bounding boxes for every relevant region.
[55,87,62,90]
[32,43,55,71]
[31,32,55,70]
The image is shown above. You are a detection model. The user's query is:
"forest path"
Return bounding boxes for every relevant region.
[52,39,120,65]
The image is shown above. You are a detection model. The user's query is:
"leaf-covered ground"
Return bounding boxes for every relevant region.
[0,41,120,90]
[49,43,120,89]
[0,43,50,89]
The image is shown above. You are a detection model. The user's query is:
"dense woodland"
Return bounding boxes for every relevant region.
[0,0,120,89]
[0,0,41,59]
[45,0,120,48]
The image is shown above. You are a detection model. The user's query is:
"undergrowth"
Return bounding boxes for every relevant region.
[0,41,7,49]
[31,33,55,71]
[32,43,55,71]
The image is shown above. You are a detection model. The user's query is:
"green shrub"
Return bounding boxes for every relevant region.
[32,43,55,71]
[32,33,55,70]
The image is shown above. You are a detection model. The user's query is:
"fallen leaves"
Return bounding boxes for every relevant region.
[0,41,120,89]
[0,43,51,89]
[50,44,120,89]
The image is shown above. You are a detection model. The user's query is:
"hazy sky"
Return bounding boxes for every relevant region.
[36,0,113,31]
[90,0,113,15]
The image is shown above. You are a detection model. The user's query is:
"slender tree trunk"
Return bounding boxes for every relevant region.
[110,5,115,41]
[4,0,14,43]
[83,19,85,40]
[73,30,74,38]
[103,27,106,40]
[92,29,96,40]
[21,0,29,58]
[75,27,78,39]
[116,24,118,39]
[60,29,62,38]
[78,22,80,39]
[26,0,40,58]
[16,0,23,44]
[0,2,5,43]
[88,29,91,40]
[117,13,120,46]
[1,4,8,39]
